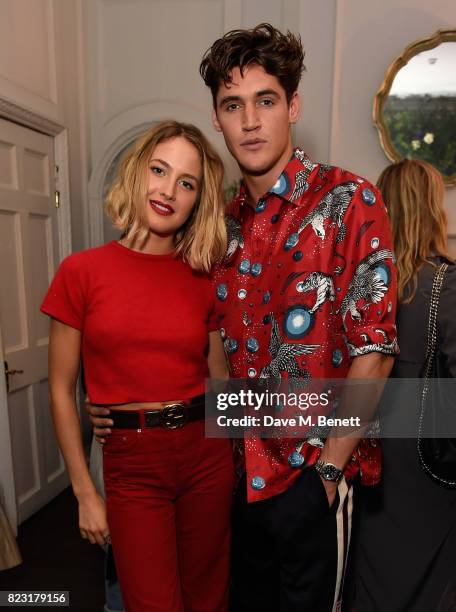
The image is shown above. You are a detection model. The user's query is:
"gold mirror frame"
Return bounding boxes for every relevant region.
[373,29,456,187]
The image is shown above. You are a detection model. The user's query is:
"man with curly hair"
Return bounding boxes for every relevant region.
[199,23,398,612]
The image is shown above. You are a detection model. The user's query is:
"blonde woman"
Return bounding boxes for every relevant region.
[41,121,234,612]
[353,159,456,611]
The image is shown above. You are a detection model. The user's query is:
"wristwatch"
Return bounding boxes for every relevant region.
[314,459,343,483]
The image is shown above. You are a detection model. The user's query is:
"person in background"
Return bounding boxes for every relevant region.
[353,159,456,612]
[41,120,234,612]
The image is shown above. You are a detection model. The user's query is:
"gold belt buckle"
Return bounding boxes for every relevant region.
[161,403,188,429]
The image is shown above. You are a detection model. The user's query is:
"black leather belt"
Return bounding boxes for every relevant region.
[109,394,205,430]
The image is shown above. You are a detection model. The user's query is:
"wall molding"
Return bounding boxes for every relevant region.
[45,0,59,106]
[0,97,62,137]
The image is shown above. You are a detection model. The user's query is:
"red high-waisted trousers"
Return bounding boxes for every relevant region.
[103,419,234,612]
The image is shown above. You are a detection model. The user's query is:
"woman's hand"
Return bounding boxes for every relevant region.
[77,491,110,546]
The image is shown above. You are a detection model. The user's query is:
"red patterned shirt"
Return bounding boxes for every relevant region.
[213,149,398,502]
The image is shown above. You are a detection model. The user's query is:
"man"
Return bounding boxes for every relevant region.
[90,23,398,612]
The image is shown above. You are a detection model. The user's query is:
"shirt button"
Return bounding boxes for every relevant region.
[288,451,305,468]
[251,476,266,490]
[255,199,267,213]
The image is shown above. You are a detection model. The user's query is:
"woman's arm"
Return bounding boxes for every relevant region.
[48,319,108,545]
[207,331,229,380]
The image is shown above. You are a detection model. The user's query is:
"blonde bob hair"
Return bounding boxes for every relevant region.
[106,120,227,272]
[377,159,452,303]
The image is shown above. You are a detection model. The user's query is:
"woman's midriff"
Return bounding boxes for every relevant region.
[107,400,185,412]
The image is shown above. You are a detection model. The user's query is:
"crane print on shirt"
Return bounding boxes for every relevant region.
[339,248,394,325]
[259,313,320,386]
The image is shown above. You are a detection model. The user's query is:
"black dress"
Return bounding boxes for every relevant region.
[353,258,456,612]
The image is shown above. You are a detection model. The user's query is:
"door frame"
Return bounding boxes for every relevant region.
[0,97,72,532]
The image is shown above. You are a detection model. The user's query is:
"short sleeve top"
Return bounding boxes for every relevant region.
[41,241,217,404]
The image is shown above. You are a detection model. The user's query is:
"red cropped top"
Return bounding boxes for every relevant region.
[40,241,217,404]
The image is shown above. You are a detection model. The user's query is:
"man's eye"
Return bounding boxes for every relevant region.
[226,103,240,111]
[260,99,274,106]
[151,166,164,175]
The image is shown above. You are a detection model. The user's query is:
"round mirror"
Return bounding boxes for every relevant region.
[374,30,456,186]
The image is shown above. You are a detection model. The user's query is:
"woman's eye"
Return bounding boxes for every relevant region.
[180,180,194,191]
[151,166,164,175]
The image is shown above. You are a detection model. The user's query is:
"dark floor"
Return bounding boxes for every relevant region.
[0,488,105,611]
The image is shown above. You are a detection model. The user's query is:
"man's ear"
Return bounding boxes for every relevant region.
[212,108,222,132]
[289,91,301,124]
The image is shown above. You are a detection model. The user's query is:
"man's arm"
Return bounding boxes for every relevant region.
[318,351,394,504]
[208,330,229,379]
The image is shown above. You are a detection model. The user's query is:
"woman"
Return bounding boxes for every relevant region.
[353,159,456,611]
[41,121,234,612]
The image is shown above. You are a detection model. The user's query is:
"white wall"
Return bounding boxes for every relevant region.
[1,1,454,248]
[0,0,89,252]
[84,0,456,250]
[86,0,337,244]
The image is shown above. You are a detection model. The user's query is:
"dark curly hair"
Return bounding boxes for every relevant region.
[200,23,305,106]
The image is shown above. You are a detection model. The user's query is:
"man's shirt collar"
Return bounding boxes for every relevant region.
[230,148,319,215]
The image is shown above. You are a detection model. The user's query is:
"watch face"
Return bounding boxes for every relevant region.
[322,464,340,481]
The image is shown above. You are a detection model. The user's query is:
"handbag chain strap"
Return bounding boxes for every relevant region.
[417,263,456,486]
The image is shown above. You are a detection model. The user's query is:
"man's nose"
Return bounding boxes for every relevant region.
[242,104,261,132]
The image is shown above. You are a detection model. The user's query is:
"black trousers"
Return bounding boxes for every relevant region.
[230,467,353,612]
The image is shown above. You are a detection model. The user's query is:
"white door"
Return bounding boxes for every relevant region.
[0,117,68,527]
